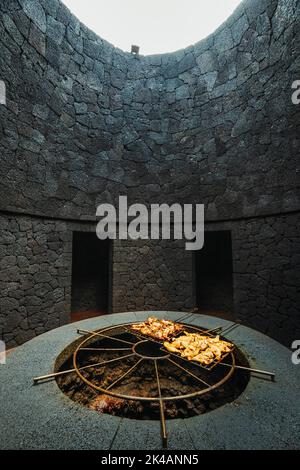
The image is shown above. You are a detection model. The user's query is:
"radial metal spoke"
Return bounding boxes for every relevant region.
[105,358,144,391]
[77,328,135,345]
[33,353,135,383]
[79,347,132,352]
[167,357,211,387]
[121,326,145,342]
[154,360,168,448]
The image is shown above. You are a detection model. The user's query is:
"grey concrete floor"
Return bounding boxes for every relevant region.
[0,311,299,450]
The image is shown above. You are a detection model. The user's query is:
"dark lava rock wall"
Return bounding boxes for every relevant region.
[0,0,299,218]
[0,0,299,346]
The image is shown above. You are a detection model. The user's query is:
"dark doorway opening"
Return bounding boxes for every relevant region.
[71,232,111,321]
[194,231,234,318]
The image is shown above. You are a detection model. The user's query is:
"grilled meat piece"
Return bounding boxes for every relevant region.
[164,332,233,366]
[131,316,183,341]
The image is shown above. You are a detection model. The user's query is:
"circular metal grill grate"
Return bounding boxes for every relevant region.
[34,316,275,448]
[73,323,236,403]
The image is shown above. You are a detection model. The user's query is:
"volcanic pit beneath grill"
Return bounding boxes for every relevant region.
[55,325,250,420]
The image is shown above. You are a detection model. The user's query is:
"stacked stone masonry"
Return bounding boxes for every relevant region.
[0,0,299,346]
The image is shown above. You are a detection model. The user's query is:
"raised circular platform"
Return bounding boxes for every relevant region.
[0,312,299,450]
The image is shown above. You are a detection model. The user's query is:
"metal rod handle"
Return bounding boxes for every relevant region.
[175,312,195,323]
[219,362,275,380]
[33,353,135,383]
[80,347,132,352]
[154,360,168,448]
[77,328,135,346]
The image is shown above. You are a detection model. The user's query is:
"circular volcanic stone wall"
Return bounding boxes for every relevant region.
[0,0,299,347]
[0,0,299,218]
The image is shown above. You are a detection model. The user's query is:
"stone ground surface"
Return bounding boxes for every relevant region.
[0,311,299,450]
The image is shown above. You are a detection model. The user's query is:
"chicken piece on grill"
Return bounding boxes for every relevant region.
[131,316,183,341]
[163,342,181,353]
[163,331,233,366]
[193,352,214,365]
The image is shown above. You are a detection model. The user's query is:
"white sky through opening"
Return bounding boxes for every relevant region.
[62,0,242,55]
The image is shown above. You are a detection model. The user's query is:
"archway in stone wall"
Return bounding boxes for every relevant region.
[71,232,112,321]
[194,231,234,319]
